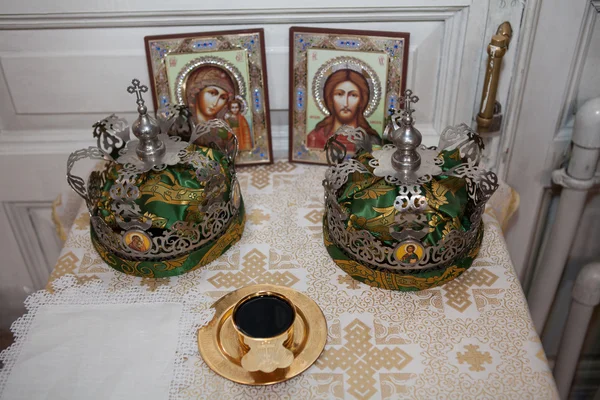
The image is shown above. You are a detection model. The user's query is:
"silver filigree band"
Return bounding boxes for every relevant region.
[322,122,499,272]
[67,110,242,262]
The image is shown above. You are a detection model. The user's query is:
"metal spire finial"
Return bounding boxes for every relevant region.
[127,79,148,112]
[400,89,419,126]
[401,90,419,112]
[391,89,422,172]
[127,78,165,162]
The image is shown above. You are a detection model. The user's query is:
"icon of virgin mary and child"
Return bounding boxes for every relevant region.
[184,65,253,151]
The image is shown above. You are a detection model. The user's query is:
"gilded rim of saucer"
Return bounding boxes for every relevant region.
[197,284,327,386]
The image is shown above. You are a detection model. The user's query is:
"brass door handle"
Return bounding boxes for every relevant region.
[476,22,512,133]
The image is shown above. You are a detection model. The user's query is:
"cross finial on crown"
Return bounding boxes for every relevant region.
[127,79,148,110]
[390,89,422,173]
[400,89,419,122]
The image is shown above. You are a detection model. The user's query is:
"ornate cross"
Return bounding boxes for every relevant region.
[400,89,419,117]
[127,79,148,108]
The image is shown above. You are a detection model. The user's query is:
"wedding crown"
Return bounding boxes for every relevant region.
[66,79,245,278]
[322,90,499,291]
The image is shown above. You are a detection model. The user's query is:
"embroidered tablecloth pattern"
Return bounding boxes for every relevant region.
[46,161,557,399]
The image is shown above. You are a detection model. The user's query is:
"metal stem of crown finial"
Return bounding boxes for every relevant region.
[127,79,165,162]
[391,89,422,172]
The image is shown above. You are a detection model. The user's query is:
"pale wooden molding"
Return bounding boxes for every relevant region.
[557,2,598,136]
[0,4,471,158]
[0,7,465,29]
[3,201,57,290]
[434,7,469,132]
[496,0,543,179]
[0,129,95,155]
[0,126,442,157]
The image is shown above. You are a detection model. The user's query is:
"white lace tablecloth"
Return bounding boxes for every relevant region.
[3,161,557,399]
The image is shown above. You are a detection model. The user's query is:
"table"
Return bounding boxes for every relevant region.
[43,162,559,398]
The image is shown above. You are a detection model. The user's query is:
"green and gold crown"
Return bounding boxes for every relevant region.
[66,79,245,278]
[322,90,498,291]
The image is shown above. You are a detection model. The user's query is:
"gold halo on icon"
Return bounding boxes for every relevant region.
[394,240,424,265]
[123,230,152,253]
[229,95,248,116]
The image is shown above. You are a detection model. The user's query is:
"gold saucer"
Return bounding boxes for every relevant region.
[197,284,327,385]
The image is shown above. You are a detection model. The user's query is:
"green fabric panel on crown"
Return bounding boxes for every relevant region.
[137,164,204,228]
[97,145,232,230]
[337,148,470,248]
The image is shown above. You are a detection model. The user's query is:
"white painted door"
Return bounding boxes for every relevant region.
[0,0,530,329]
[498,2,600,394]
[500,0,600,283]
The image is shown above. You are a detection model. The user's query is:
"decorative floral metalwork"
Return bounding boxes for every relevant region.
[66,79,242,263]
[322,120,499,272]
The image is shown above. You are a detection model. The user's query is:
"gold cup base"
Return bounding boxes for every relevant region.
[197,284,327,385]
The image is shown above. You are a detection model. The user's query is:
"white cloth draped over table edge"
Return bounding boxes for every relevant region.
[0,276,215,400]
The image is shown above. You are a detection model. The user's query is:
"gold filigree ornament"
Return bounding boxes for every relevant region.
[198,284,327,385]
